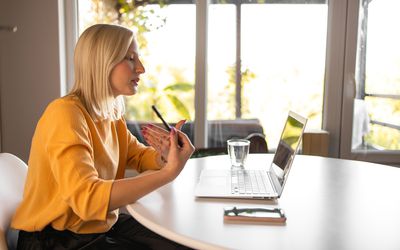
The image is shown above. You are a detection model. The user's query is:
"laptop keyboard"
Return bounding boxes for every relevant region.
[231,170,272,195]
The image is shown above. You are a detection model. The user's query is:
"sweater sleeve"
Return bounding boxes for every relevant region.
[45,101,113,221]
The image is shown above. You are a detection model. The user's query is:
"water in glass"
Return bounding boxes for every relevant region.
[227,139,250,169]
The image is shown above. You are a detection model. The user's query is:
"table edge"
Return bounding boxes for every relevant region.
[126,204,225,250]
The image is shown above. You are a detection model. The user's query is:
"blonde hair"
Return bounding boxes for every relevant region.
[69,24,134,120]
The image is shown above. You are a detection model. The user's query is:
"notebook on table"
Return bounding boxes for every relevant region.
[194,111,307,199]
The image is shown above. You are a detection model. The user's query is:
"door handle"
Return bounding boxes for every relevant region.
[0,25,17,32]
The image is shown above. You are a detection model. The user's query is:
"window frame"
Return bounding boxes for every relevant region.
[58,0,78,94]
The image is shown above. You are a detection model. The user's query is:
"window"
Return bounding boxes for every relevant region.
[77,1,195,123]
[353,0,400,151]
[208,1,327,148]
[77,0,328,150]
[339,0,400,164]
[69,0,399,164]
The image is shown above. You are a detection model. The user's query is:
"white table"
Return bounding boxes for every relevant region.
[126,154,400,250]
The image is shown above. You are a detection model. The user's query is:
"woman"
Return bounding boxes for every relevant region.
[11,24,194,249]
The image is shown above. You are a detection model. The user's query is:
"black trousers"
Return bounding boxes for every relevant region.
[17,214,191,250]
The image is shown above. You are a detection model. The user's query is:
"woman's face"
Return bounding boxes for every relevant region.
[110,41,145,97]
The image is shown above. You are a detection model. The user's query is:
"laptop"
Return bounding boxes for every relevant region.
[195,111,307,199]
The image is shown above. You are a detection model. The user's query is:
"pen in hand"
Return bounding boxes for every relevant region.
[151,105,172,131]
[151,105,183,147]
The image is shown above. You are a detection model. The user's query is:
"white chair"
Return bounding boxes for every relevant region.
[0,153,28,250]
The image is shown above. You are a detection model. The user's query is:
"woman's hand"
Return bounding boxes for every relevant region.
[141,120,186,165]
[162,127,195,180]
[109,126,194,211]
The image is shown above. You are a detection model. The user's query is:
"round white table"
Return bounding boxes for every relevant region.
[126,154,400,250]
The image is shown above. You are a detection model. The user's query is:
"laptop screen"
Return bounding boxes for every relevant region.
[270,111,307,193]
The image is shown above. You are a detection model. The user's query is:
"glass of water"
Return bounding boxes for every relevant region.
[227,139,250,170]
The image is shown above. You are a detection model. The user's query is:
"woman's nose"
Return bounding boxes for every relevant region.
[136,59,145,74]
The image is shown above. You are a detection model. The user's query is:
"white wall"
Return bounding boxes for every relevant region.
[0,0,61,162]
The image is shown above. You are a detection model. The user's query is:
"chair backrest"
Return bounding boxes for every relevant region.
[245,133,268,153]
[191,133,268,158]
[0,153,28,250]
[191,147,227,158]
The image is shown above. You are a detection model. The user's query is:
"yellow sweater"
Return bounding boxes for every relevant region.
[11,96,161,233]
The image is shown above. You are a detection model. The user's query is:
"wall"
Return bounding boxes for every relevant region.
[0,0,61,162]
